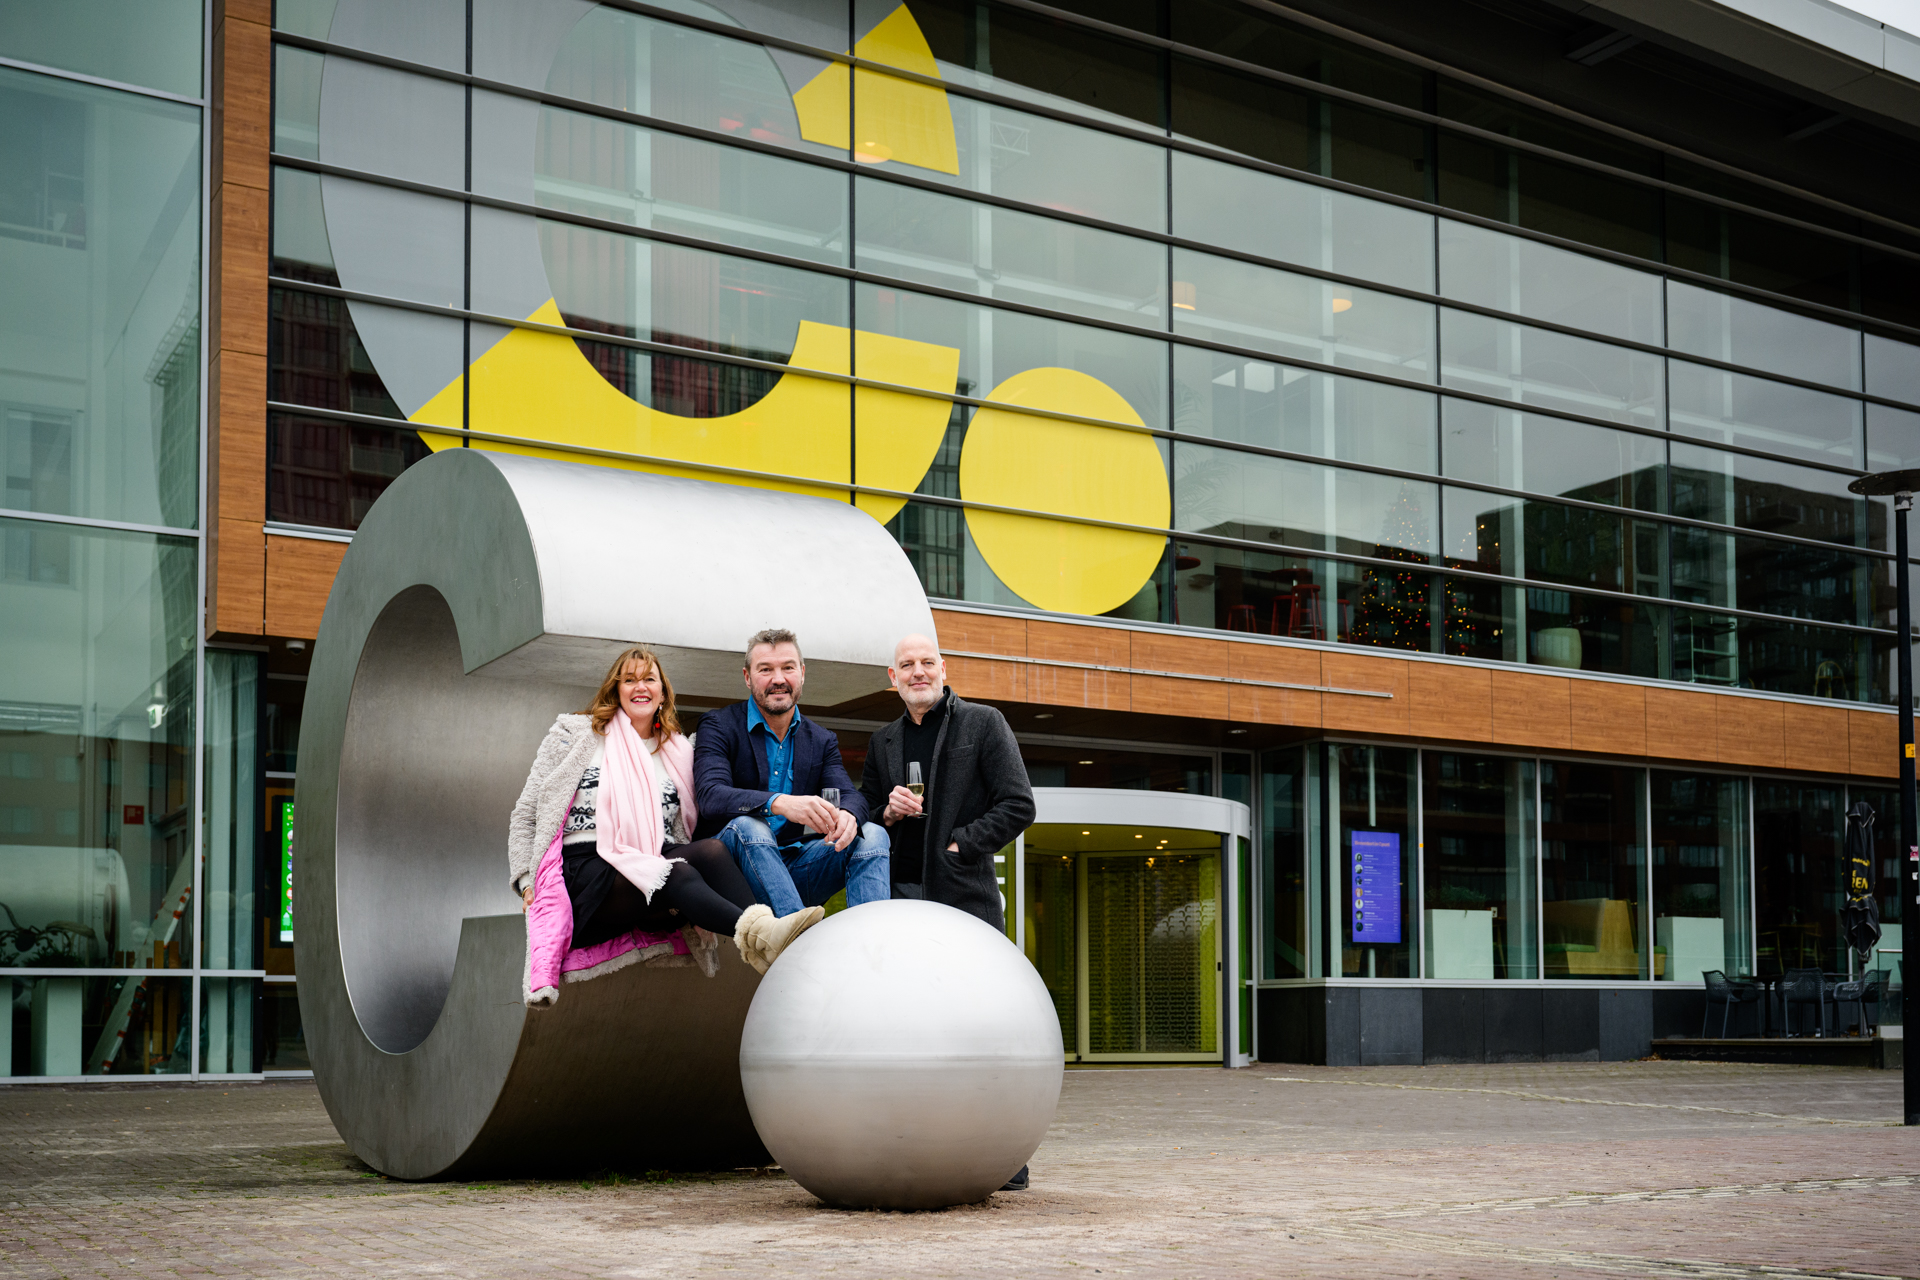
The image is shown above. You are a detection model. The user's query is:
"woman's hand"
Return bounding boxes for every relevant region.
[520,885,534,913]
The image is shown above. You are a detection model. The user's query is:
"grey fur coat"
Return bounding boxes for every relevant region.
[507,713,599,896]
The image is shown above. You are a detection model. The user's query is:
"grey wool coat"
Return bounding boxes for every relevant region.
[506,713,599,896]
[858,689,1035,929]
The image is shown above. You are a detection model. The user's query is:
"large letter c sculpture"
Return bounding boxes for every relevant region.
[293,449,936,1178]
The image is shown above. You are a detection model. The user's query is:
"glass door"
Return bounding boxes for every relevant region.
[1022,823,1222,1062]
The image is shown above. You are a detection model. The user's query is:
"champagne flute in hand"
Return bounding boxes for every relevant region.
[907,761,925,801]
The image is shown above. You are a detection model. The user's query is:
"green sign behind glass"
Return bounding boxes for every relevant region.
[278,797,295,943]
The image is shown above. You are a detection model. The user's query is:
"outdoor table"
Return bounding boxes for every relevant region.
[1727,974,1777,1037]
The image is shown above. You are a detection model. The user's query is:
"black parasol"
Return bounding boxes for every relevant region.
[1843,801,1883,959]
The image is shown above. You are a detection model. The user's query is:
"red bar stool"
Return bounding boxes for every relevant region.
[1226,604,1257,632]
[1285,583,1324,639]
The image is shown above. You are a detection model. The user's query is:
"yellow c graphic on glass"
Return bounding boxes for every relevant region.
[791,4,960,174]
[410,301,957,524]
[960,368,1171,616]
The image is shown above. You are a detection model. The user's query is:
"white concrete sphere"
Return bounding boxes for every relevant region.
[739,899,1065,1209]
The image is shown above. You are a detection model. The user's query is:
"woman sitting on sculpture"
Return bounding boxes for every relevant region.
[508,646,821,986]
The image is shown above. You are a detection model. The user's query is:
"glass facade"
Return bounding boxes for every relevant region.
[258,0,1920,705]
[0,4,222,1079]
[1252,742,1894,998]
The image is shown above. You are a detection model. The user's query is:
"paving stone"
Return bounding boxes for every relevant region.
[0,1062,1915,1277]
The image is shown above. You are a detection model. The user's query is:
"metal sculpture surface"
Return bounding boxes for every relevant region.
[740,900,1064,1208]
[294,449,934,1179]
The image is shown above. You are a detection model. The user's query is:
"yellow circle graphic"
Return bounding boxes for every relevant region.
[960,368,1170,616]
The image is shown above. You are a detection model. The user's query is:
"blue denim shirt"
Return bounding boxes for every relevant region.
[747,699,801,837]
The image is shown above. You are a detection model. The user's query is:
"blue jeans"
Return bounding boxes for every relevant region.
[717,816,891,916]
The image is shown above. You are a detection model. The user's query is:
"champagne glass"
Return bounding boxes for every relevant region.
[807,787,840,837]
[907,761,925,800]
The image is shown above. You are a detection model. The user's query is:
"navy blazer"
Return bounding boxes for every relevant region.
[691,701,868,844]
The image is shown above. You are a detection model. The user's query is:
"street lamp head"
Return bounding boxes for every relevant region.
[1847,468,1920,496]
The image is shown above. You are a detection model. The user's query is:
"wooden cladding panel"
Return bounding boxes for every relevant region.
[1644,686,1720,762]
[944,654,1026,703]
[1569,680,1646,757]
[209,3,274,640]
[1407,661,1491,742]
[1025,621,1127,710]
[1781,702,1850,773]
[210,350,266,524]
[1129,633,1230,719]
[1715,696,1786,770]
[1320,653,1409,735]
[210,518,265,637]
[1227,643,1322,727]
[1489,670,1570,750]
[931,609,1025,657]
[1849,710,1899,778]
[265,536,347,640]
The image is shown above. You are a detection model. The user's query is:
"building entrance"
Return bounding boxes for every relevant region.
[1012,789,1250,1065]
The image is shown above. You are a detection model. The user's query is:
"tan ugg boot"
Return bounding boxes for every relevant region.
[733,905,774,974]
[756,905,825,969]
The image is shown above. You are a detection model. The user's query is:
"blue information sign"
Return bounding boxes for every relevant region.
[1350,831,1401,944]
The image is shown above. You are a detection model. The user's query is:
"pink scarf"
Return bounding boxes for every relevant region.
[596,713,700,901]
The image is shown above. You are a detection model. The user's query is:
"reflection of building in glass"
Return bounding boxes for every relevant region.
[6,0,1919,1078]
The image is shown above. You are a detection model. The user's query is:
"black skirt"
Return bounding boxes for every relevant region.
[561,839,686,946]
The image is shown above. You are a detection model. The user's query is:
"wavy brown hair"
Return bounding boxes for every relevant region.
[583,646,681,744]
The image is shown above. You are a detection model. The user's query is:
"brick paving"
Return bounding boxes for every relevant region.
[1,1061,1916,1278]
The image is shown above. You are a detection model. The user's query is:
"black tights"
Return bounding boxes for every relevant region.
[574,838,757,949]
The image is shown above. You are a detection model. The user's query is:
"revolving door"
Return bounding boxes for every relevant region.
[1013,789,1250,1064]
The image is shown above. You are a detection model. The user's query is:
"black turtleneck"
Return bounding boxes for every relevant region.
[891,694,948,887]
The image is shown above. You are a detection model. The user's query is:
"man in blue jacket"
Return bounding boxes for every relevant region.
[694,628,890,914]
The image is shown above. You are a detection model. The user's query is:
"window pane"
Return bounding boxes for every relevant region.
[907,0,1165,131]
[1259,746,1311,981]
[296,0,463,70]
[1174,346,1436,471]
[201,652,259,973]
[1673,608,1890,702]
[1335,746,1416,978]
[1865,333,1920,408]
[533,226,850,409]
[858,281,1165,430]
[1441,400,1661,511]
[927,95,1167,233]
[1667,281,1859,392]
[3,975,191,1077]
[200,976,259,1074]
[1540,762,1647,980]
[1438,220,1661,347]
[1755,781,1847,977]
[261,982,311,1071]
[532,107,849,266]
[1422,753,1537,980]
[0,69,201,529]
[1173,541,1328,640]
[1650,772,1751,983]
[1,519,196,973]
[1670,525,1881,629]
[512,3,845,164]
[1669,361,1863,467]
[1171,151,1434,293]
[1440,309,1662,428]
[0,0,202,98]
[1175,442,1437,560]
[1867,403,1920,472]
[1669,440,1881,551]
[1175,248,1435,382]
[272,46,321,161]
[1666,190,1854,313]
[855,179,1166,328]
[1435,84,1661,262]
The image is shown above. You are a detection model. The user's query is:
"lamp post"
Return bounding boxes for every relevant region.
[1847,468,1920,1125]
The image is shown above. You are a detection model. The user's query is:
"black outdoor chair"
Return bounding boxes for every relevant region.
[1781,967,1828,1037]
[1830,968,1889,1036]
[1701,970,1762,1038]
